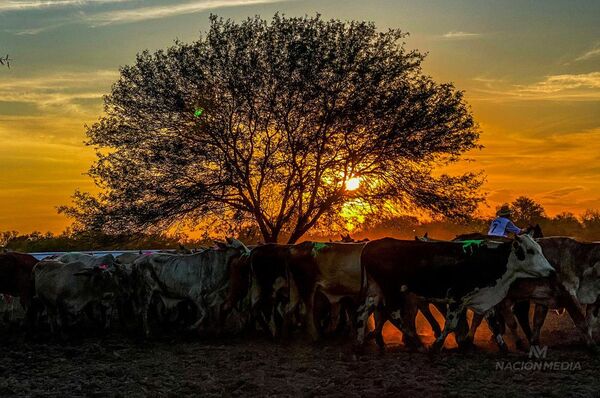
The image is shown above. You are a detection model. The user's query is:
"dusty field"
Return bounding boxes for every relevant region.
[1,312,600,398]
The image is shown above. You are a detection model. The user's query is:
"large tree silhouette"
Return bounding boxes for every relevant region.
[61,15,483,243]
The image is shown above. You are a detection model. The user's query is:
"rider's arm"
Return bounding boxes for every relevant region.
[505,221,522,235]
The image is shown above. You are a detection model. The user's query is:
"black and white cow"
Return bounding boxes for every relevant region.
[356,234,554,351]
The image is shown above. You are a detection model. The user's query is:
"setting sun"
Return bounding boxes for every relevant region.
[345,177,361,191]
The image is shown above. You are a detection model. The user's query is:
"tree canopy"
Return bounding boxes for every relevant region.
[61,14,483,243]
[510,196,547,225]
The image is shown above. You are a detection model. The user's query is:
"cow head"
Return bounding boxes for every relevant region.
[73,263,125,294]
[578,262,600,305]
[508,235,554,278]
[225,237,251,254]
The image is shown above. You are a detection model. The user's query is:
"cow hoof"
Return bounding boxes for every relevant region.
[586,343,599,356]
[353,344,366,356]
[515,339,528,352]
[498,342,509,354]
[457,341,474,353]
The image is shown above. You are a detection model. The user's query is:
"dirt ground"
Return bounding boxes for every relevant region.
[1,311,600,398]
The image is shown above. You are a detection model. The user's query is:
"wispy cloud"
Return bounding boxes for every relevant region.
[516,72,600,97]
[87,0,290,25]
[543,186,585,199]
[575,44,600,62]
[0,0,128,12]
[471,72,600,101]
[0,70,118,113]
[441,31,481,39]
[3,0,291,33]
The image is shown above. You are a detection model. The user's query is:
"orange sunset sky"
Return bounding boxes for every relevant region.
[1,0,599,234]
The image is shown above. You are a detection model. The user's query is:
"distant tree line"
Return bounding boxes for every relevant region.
[0,229,211,253]
[3,197,599,253]
[338,196,600,242]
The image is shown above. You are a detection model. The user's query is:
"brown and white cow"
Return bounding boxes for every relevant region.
[249,241,368,340]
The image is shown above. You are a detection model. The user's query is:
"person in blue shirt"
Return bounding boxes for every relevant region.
[488,204,524,237]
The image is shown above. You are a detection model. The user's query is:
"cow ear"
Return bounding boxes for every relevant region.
[514,235,522,243]
[214,241,228,250]
[512,240,520,249]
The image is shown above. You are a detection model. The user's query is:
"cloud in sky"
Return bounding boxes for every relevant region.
[0,0,128,11]
[471,72,600,101]
[515,72,600,99]
[543,186,585,199]
[441,31,481,39]
[575,44,600,62]
[2,0,292,32]
[88,0,291,25]
[0,70,118,113]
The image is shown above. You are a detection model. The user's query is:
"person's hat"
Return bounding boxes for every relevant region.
[496,204,512,217]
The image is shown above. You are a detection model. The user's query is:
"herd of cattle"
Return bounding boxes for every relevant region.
[1,232,600,353]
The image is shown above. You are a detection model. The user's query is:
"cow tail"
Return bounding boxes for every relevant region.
[358,256,367,303]
[25,268,40,331]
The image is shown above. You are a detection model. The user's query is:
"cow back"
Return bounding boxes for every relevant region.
[361,238,512,302]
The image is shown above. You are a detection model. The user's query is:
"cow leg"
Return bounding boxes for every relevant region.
[530,304,548,346]
[325,300,342,335]
[304,288,320,341]
[454,309,471,350]
[499,301,527,351]
[45,305,58,336]
[513,300,532,343]
[464,311,484,348]
[371,307,387,349]
[355,274,384,348]
[140,295,152,338]
[399,295,424,350]
[586,301,599,340]
[188,297,209,334]
[254,306,272,337]
[485,309,508,352]
[356,296,378,347]
[562,295,596,350]
[431,303,464,353]
[418,302,442,338]
[390,310,425,351]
